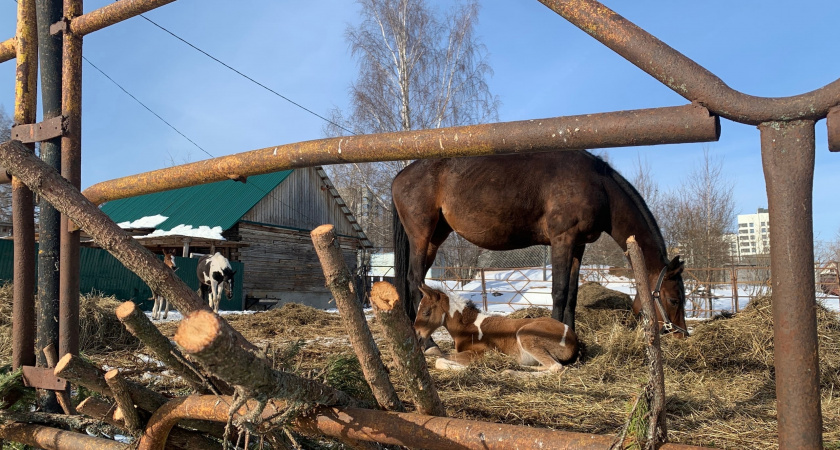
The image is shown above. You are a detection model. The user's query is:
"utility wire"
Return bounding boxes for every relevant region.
[83,56,215,159]
[138,14,358,136]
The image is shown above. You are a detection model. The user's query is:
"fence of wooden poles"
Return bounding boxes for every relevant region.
[1,0,838,448]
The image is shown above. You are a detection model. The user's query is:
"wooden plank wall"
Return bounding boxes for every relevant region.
[235,222,359,297]
[241,167,358,237]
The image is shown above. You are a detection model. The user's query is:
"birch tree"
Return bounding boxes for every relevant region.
[324,0,499,248]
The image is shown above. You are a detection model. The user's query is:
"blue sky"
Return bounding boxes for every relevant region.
[2,1,839,241]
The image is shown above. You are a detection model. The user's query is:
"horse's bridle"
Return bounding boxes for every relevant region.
[651,266,690,336]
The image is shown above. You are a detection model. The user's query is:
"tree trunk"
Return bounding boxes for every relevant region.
[626,236,667,449]
[175,310,356,406]
[369,282,445,416]
[311,224,404,412]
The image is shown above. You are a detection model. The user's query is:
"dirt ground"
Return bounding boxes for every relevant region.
[2,282,839,449]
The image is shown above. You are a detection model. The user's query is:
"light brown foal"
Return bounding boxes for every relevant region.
[414,285,578,373]
[151,250,177,320]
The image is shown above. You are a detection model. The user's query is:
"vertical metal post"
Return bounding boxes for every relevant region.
[59,0,82,358]
[480,268,487,311]
[35,0,64,412]
[731,266,739,314]
[759,120,822,450]
[11,0,38,370]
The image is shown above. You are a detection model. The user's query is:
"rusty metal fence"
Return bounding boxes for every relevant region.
[1,0,838,448]
[371,264,840,317]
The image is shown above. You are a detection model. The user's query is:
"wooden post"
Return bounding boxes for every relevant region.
[311,224,404,412]
[104,369,142,434]
[625,236,667,449]
[369,282,445,417]
[731,266,739,313]
[115,301,222,394]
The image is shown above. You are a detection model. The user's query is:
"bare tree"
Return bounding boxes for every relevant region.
[324,0,499,250]
[0,108,12,222]
[659,148,736,315]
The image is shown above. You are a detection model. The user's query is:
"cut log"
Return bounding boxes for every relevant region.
[77,397,220,450]
[115,301,223,394]
[42,344,76,415]
[369,282,445,417]
[311,224,403,412]
[175,310,355,406]
[626,236,667,449]
[104,369,142,434]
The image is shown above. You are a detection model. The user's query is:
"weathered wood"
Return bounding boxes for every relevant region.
[104,369,142,434]
[42,344,76,415]
[369,282,445,417]
[311,224,403,412]
[115,301,219,393]
[175,310,356,406]
[76,397,126,430]
[0,409,120,436]
[626,236,667,449]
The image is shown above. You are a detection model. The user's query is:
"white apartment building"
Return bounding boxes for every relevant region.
[736,208,770,256]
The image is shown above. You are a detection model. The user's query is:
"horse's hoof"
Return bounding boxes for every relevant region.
[435,358,466,371]
[424,346,444,357]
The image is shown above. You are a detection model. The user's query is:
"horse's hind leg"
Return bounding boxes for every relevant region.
[163,298,169,320]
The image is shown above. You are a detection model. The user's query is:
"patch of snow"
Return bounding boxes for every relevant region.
[117,214,168,229]
[141,224,226,240]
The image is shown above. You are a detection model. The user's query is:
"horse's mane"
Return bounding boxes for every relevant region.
[441,289,479,318]
[584,151,668,262]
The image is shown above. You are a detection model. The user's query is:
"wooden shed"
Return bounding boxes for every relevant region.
[101,166,372,310]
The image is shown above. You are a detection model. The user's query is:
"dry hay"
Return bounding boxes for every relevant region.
[0,283,140,366]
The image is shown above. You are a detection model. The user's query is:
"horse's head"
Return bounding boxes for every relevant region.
[163,250,177,271]
[633,255,689,338]
[414,285,449,340]
[223,268,236,299]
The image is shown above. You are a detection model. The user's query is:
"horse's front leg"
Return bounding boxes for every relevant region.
[549,236,575,329]
[563,244,586,331]
[162,298,169,320]
[211,280,222,312]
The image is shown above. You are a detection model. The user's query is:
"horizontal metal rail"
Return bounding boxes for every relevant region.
[537,0,840,125]
[0,0,176,63]
[82,103,719,205]
[139,395,709,450]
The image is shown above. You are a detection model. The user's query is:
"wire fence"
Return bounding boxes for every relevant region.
[367,262,840,318]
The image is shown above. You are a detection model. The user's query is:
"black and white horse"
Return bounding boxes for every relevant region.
[197,252,236,312]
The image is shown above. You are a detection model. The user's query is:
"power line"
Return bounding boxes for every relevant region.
[138,14,357,136]
[83,56,215,159]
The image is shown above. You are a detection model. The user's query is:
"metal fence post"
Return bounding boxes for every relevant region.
[480,268,487,311]
[731,266,739,313]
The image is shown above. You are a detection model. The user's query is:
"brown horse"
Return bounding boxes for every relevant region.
[151,250,177,320]
[393,151,688,337]
[414,285,578,373]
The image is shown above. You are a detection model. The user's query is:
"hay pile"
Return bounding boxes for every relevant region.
[0,283,140,365]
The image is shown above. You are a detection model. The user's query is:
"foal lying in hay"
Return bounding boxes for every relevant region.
[413,285,579,374]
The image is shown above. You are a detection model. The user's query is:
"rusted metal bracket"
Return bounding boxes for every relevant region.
[828,106,840,152]
[49,18,69,36]
[11,115,69,143]
[21,366,68,391]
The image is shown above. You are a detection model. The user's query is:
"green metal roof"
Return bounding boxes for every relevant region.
[101,170,293,232]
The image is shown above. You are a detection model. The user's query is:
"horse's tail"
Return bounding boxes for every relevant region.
[392,200,414,320]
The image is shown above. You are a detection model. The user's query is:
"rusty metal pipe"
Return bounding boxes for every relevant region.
[138,395,709,450]
[759,120,823,450]
[538,0,840,125]
[12,0,38,370]
[0,423,127,450]
[69,0,175,36]
[0,36,14,63]
[59,0,82,359]
[84,104,719,205]
[828,106,840,152]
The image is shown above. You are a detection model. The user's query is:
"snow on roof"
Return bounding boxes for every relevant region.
[139,224,226,240]
[117,214,168,229]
